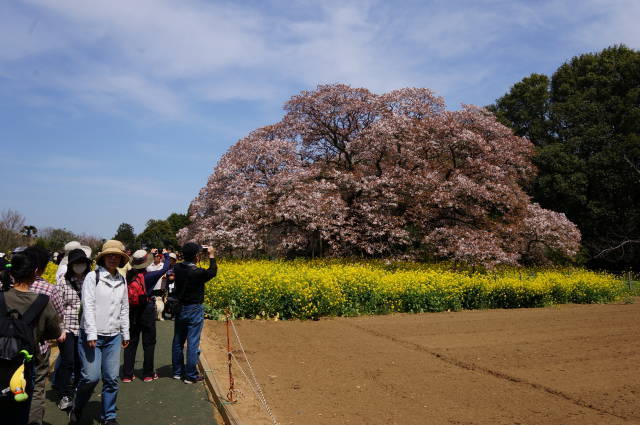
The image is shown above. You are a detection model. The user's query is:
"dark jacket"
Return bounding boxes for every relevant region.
[173,259,217,305]
[143,253,172,297]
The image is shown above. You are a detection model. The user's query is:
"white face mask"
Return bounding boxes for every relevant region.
[72,263,88,274]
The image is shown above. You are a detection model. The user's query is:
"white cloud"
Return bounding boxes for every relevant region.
[3,0,424,116]
[23,0,270,76]
[3,0,273,118]
[0,3,68,62]
[1,0,639,120]
[279,3,418,92]
[72,72,186,118]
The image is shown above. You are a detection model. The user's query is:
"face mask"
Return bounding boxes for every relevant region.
[72,263,88,274]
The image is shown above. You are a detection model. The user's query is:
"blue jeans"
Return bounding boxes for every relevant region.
[75,331,122,422]
[172,304,204,380]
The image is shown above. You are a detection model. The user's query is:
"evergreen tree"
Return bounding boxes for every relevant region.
[137,219,178,251]
[491,45,640,270]
[114,223,137,250]
[166,213,190,234]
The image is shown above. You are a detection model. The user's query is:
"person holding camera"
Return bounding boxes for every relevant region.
[171,242,217,383]
[121,248,172,383]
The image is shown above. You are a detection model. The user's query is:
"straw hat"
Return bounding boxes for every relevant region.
[95,240,129,268]
[60,241,92,266]
[131,249,153,270]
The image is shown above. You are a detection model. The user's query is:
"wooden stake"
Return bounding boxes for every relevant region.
[225,309,236,402]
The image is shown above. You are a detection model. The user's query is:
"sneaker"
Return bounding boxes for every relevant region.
[121,376,135,383]
[68,408,81,425]
[173,374,182,380]
[58,395,73,411]
[143,373,159,382]
[103,420,120,425]
[183,375,204,384]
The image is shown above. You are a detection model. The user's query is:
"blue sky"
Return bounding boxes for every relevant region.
[1,0,638,238]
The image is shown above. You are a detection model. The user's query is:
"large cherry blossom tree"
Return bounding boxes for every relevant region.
[180,84,580,267]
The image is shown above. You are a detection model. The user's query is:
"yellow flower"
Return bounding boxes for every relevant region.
[202,260,622,320]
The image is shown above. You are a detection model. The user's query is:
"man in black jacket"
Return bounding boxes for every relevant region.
[171,242,217,383]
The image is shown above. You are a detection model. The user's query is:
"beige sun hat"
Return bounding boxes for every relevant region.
[95,240,129,268]
[131,249,153,270]
[60,241,92,265]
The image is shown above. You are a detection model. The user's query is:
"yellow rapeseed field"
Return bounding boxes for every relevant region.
[202,259,623,320]
[41,260,622,320]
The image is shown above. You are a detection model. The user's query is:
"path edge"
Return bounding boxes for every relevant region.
[198,350,244,425]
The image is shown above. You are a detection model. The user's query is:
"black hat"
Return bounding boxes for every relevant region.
[67,248,91,266]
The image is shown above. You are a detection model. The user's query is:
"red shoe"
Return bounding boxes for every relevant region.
[122,376,135,383]
[143,373,159,382]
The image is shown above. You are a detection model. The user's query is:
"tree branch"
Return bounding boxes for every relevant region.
[593,239,640,258]
[623,154,640,177]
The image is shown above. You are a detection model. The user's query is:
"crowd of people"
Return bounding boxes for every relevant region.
[0,239,217,425]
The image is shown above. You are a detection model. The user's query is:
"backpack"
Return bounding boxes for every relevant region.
[0,292,48,397]
[127,272,148,307]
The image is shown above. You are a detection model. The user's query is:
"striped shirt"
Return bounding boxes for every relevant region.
[30,276,64,354]
[55,276,83,336]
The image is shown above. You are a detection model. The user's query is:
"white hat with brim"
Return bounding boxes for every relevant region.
[60,241,92,266]
[95,240,129,268]
[131,249,153,270]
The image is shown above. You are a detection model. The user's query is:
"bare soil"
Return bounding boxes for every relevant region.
[202,300,640,425]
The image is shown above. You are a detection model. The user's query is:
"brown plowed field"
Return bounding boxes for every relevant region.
[202,300,640,425]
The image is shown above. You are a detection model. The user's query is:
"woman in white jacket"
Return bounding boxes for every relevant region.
[69,240,130,425]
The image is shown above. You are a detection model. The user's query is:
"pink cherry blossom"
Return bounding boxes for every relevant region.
[180,84,581,267]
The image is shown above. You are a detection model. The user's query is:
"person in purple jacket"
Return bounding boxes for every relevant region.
[121,249,172,382]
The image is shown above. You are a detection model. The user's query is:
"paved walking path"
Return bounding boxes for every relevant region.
[43,320,218,425]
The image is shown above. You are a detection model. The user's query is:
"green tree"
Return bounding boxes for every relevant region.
[113,223,137,250]
[166,213,190,234]
[136,219,178,250]
[488,73,554,147]
[35,228,76,252]
[491,45,640,270]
